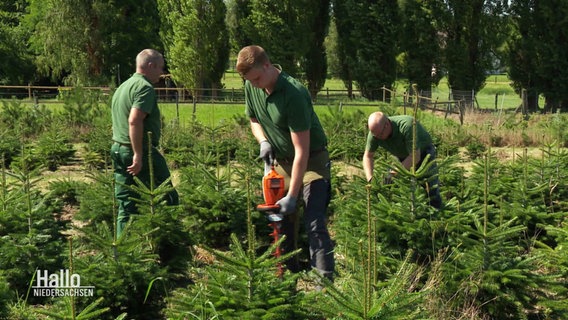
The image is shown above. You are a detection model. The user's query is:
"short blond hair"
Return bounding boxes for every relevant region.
[236,45,270,76]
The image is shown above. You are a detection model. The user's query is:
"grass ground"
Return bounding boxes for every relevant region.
[3,73,527,121]
[159,103,381,128]
[161,74,526,127]
[222,71,528,110]
[3,72,556,150]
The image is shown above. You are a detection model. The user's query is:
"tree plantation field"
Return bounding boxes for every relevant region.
[0,90,567,320]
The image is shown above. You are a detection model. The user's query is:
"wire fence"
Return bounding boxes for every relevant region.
[0,84,472,123]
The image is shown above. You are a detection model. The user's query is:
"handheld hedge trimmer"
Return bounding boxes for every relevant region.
[256,160,286,277]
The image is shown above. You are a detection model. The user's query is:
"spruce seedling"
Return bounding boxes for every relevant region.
[166,171,304,319]
[306,181,427,319]
[35,238,113,320]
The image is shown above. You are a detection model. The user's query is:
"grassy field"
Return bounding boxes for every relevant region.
[222,71,526,109]
[1,72,541,136]
[159,103,381,128]
[165,72,527,127]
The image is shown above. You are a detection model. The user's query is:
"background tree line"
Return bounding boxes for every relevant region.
[0,0,567,111]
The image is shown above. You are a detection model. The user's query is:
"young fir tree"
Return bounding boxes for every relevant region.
[443,150,558,319]
[0,147,67,305]
[166,172,305,320]
[332,152,461,270]
[305,182,433,319]
[175,136,267,250]
[537,225,568,317]
[34,239,126,320]
[73,219,167,320]
[72,140,191,319]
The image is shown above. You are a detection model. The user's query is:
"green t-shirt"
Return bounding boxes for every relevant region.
[111,73,161,147]
[365,115,432,159]
[245,71,327,159]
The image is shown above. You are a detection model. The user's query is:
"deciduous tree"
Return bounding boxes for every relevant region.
[301,0,331,99]
[158,0,230,98]
[27,0,162,86]
[438,0,508,100]
[245,0,311,77]
[506,0,541,113]
[331,0,355,98]
[0,0,34,85]
[229,0,328,98]
[398,0,442,95]
[508,0,568,113]
[225,0,254,53]
[333,0,399,101]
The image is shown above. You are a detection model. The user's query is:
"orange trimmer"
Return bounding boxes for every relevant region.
[256,160,286,277]
[257,162,286,212]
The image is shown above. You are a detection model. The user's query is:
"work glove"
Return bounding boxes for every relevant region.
[383,170,395,185]
[276,194,297,214]
[258,140,274,166]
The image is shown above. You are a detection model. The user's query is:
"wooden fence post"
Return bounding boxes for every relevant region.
[192,95,197,121]
[175,91,180,122]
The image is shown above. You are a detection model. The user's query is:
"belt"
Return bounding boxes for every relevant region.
[113,141,131,147]
[310,146,327,157]
[113,141,159,149]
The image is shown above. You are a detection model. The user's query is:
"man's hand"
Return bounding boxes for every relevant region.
[362,150,375,184]
[258,140,274,165]
[276,195,297,214]
[127,153,143,175]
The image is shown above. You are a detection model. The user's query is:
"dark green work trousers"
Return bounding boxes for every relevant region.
[110,142,179,238]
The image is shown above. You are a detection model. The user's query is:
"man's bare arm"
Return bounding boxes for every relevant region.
[362,150,375,182]
[127,108,147,175]
[288,130,310,197]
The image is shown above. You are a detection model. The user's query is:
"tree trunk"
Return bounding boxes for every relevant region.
[525,91,539,113]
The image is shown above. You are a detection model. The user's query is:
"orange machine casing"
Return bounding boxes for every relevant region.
[257,167,285,211]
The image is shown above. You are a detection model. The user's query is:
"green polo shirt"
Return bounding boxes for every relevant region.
[111,73,161,147]
[366,115,432,159]
[245,71,327,159]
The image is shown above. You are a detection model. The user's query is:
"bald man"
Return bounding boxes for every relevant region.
[111,49,179,238]
[363,112,442,209]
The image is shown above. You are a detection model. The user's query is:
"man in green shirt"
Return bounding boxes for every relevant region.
[363,112,442,209]
[111,49,179,238]
[237,45,335,280]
